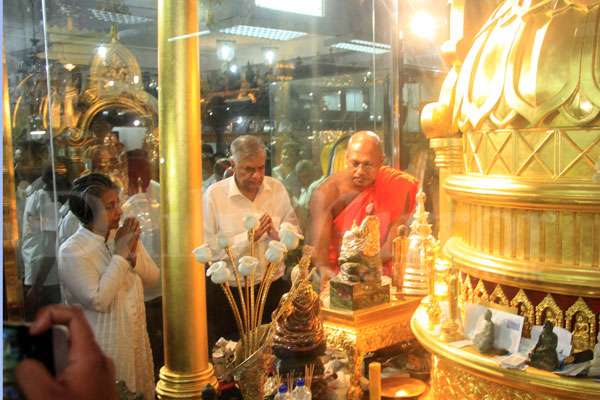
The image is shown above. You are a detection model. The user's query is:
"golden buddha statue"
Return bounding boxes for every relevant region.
[518,304,532,338]
[571,313,591,353]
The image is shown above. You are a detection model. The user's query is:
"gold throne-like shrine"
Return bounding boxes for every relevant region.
[414,1,600,399]
[11,26,159,183]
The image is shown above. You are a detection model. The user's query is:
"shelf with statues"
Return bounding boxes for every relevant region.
[410,259,600,400]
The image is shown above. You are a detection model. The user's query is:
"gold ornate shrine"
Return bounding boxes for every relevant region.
[11,26,158,181]
[415,0,600,398]
[321,296,421,399]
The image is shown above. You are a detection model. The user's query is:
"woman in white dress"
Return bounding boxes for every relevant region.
[58,173,159,399]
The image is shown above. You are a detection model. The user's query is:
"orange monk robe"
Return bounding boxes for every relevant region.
[329,166,418,276]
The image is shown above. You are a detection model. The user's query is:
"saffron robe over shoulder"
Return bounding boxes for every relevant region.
[329,166,418,275]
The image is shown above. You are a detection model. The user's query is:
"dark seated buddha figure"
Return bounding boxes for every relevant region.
[529,320,559,371]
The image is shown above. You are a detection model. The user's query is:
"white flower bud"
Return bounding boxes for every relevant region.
[265,240,287,263]
[238,256,259,277]
[280,226,303,251]
[192,244,212,263]
[217,233,229,249]
[206,261,232,284]
[243,215,259,231]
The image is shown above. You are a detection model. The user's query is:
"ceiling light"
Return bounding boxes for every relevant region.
[220,25,307,41]
[63,63,76,71]
[229,64,238,73]
[89,8,152,24]
[349,39,391,50]
[410,11,438,41]
[331,42,389,55]
[255,0,323,17]
[168,30,210,42]
[263,48,276,65]
[217,40,236,62]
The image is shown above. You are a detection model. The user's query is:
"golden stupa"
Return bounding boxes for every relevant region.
[413,0,600,398]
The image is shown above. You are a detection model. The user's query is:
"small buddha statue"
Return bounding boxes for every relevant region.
[272,247,326,360]
[518,304,532,338]
[543,308,557,327]
[338,214,382,283]
[473,310,495,354]
[529,320,559,371]
[571,313,591,353]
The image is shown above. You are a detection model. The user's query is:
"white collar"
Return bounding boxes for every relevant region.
[226,176,272,200]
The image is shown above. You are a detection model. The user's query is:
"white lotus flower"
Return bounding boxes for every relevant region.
[206,261,232,284]
[217,233,229,249]
[238,256,259,277]
[265,240,287,263]
[280,223,304,251]
[243,215,259,231]
[192,244,212,263]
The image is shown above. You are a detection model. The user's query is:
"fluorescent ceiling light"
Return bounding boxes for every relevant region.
[168,30,210,42]
[220,25,307,41]
[255,0,323,17]
[331,42,389,55]
[89,8,152,24]
[350,39,391,50]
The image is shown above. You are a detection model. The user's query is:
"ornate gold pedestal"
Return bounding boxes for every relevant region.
[321,296,421,399]
[412,306,600,400]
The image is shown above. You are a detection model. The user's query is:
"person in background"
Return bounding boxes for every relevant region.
[58,173,159,399]
[121,149,163,380]
[204,155,232,190]
[214,157,233,181]
[21,164,71,320]
[202,143,216,190]
[272,142,302,198]
[203,135,300,349]
[310,131,418,288]
[291,159,317,234]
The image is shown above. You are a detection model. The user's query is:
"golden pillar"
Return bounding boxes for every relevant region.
[3,52,24,320]
[429,138,462,245]
[156,0,217,397]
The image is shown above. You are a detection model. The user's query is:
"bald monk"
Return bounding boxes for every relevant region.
[309,131,418,285]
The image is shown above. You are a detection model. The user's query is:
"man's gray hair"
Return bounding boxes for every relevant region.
[230,135,266,162]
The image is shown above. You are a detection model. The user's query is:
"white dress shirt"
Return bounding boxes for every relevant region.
[58,226,159,399]
[21,188,65,286]
[203,176,299,284]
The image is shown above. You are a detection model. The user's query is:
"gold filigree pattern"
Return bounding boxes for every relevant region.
[490,284,510,307]
[473,279,489,304]
[430,356,559,400]
[565,297,596,351]
[535,294,564,327]
[511,289,535,337]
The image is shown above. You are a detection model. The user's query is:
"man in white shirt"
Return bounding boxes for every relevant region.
[21,167,71,319]
[204,135,300,348]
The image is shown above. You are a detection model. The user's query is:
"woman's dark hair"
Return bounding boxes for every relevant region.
[69,173,118,225]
